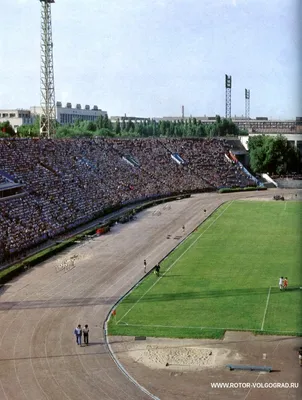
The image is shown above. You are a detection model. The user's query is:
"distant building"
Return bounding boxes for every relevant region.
[0,102,107,130]
[31,102,107,125]
[0,109,35,130]
[110,115,149,123]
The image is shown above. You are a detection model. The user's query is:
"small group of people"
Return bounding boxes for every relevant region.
[74,324,89,346]
[143,259,161,277]
[278,277,288,290]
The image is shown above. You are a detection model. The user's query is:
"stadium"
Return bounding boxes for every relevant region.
[1,0,302,398]
[0,137,301,400]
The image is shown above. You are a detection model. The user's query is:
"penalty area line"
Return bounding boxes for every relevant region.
[117,200,234,324]
[261,286,271,331]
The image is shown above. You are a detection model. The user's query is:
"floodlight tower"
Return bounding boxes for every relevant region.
[245,89,250,119]
[225,74,232,119]
[40,0,56,138]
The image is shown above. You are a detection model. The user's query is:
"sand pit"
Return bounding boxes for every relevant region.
[128,344,242,371]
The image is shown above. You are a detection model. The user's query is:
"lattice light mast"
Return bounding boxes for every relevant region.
[40,0,56,138]
[225,74,232,119]
[245,89,250,119]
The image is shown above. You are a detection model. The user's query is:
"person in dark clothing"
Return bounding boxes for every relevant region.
[155,264,160,277]
[83,324,89,345]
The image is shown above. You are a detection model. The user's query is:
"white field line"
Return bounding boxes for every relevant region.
[261,286,271,331]
[118,322,249,330]
[117,322,301,335]
[117,201,234,323]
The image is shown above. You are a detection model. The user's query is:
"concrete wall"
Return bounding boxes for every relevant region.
[274,178,302,189]
[262,173,278,187]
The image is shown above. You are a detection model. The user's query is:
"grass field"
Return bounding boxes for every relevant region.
[108,200,302,339]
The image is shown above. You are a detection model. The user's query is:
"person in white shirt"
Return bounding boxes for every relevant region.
[279,277,284,290]
[74,324,82,345]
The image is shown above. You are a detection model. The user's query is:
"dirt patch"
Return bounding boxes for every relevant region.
[129,344,241,371]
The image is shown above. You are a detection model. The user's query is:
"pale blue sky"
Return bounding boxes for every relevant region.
[0,0,300,119]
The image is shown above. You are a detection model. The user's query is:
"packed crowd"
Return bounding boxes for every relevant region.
[0,137,255,262]
[0,175,9,184]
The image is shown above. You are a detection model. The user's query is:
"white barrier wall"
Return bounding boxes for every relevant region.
[262,173,278,187]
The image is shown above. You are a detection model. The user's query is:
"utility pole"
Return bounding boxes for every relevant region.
[40,0,56,138]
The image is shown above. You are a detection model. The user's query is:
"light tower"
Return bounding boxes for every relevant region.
[40,0,56,138]
[245,89,250,119]
[225,74,232,119]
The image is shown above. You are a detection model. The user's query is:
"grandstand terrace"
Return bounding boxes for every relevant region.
[0,138,256,263]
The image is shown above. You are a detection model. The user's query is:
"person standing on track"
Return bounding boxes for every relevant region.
[83,324,89,345]
[144,259,147,273]
[155,263,160,277]
[74,324,82,345]
[283,277,288,289]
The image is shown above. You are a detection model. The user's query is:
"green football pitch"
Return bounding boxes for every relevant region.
[108,200,302,339]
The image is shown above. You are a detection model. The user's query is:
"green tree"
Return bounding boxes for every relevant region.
[0,121,15,137]
[194,121,207,137]
[248,135,301,174]
[121,118,126,131]
[103,114,112,130]
[16,116,40,137]
[126,119,135,132]
[55,125,74,138]
[86,121,97,132]
[115,119,121,135]
[96,115,104,130]
[95,128,115,137]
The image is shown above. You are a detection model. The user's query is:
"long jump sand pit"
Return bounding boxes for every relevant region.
[118,340,242,371]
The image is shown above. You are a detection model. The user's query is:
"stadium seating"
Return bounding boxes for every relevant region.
[0,137,255,263]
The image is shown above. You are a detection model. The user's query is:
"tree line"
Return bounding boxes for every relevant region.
[0,115,246,139]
